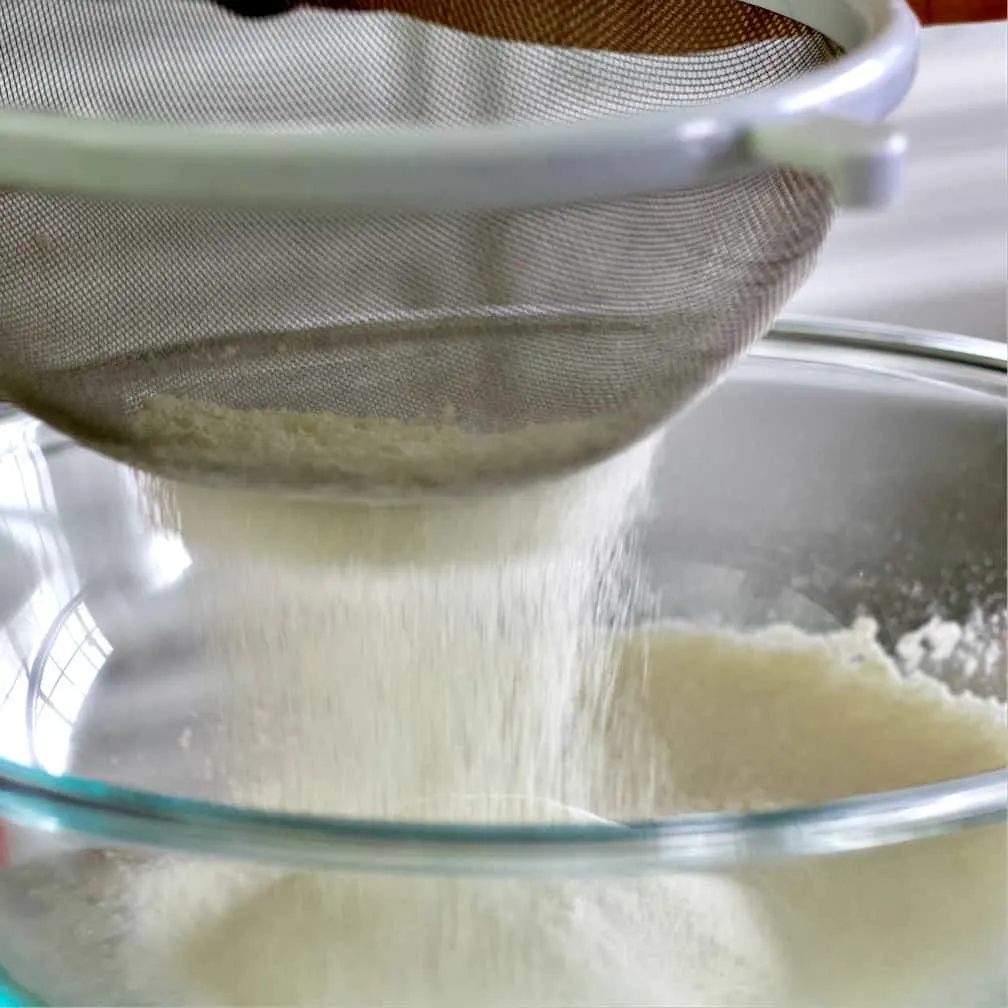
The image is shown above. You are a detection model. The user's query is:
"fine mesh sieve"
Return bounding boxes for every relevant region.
[0,1,918,498]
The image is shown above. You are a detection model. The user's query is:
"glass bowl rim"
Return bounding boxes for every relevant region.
[0,316,1005,877]
[1,759,1005,877]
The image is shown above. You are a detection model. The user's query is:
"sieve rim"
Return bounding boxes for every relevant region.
[0,0,917,210]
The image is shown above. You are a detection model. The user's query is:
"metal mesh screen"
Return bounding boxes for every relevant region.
[0,1,839,495]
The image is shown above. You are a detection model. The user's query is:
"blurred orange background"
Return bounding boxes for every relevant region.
[908,0,1005,23]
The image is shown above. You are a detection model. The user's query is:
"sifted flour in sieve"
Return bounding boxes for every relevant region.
[127,392,667,497]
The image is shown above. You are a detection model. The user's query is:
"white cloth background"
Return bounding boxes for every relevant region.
[790,22,1007,342]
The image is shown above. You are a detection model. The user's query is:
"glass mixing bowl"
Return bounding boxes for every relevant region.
[0,318,1005,1006]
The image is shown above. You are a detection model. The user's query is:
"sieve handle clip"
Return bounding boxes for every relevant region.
[748,117,907,208]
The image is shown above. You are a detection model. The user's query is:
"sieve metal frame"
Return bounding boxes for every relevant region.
[0,0,917,209]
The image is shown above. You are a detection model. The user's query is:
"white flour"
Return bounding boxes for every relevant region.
[129,393,663,497]
[0,414,1004,1005]
[111,616,1003,1008]
[142,430,662,820]
[616,620,1007,1008]
[114,856,787,1008]
[0,618,1004,1005]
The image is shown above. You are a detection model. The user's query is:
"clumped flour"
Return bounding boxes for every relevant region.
[0,412,1005,1007]
[127,393,663,496]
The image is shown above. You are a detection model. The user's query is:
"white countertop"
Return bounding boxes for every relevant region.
[789,22,1007,342]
